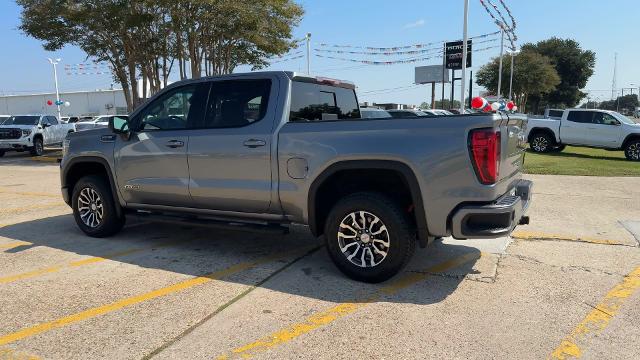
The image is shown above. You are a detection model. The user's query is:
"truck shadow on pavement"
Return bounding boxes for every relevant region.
[0,214,480,306]
[527,149,629,162]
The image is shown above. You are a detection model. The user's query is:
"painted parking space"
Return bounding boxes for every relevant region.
[0,161,638,359]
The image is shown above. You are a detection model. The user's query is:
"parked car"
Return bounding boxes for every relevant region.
[75,115,128,132]
[526,108,640,161]
[387,109,429,118]
[421,109,454,116]
[359,108,392,119]
[60,71,532,282]
[0,115,10,124]
[0,114,76,156]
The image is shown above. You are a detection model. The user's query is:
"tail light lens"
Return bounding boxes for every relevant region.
[469,129,501,185]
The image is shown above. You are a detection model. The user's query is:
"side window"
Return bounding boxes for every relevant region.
[201,79,271,129]
[289,81,360,122]
[47,116,59,125]
[566,111,593,124]
[137,84,209,131]
[593,113,619,126]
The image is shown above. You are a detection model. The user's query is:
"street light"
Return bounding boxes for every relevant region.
[460,0,470,113]
[507,48,519,101]
[47,58,62,121]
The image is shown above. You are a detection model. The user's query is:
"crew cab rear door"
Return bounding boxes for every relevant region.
[185,77,277,213]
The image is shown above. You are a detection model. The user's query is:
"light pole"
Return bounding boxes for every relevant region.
[507,48,519,101]
[305,33,311,74]
[47,58,62,120]
[460,0,469,113]
[497,22,505,99]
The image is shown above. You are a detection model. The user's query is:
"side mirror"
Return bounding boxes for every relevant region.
[109,116,130,136]
[41,123,50,128]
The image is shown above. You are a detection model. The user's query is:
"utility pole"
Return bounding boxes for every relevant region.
[305,33,311,74]
[611,52,617,100]
[497,23,505,99]
[47,58,62,120]
[460,0,469,113]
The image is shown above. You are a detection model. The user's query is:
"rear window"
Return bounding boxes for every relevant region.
[567,111,593,123]
[289,81,360,122]
[547,110,563,118]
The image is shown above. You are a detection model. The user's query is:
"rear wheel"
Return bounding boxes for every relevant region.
[625,140,640,161]
[72,175,125,237]
[0,150,5,157]
[30,137,43,156]
[324,192,416,283]
[530,132,554,153]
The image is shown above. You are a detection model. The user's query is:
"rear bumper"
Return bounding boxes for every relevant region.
[451,179,532,239]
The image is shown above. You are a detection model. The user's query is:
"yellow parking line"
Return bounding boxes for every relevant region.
[0,245,318,346]
[0,190,59,198]
[0,347,41,360]
[549,266,640,359]
[512,231,625,246]
[0,240,179,285]
[216,252,480,359]
[28,157,59,163]
[0,241,32,251]
[0,203,67,216]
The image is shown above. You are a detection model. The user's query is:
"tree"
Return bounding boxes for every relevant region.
[476,50,560,113]
[521,38,596,110]
[599,94,639,113]
[434,99,460,109]
[17,0,303,111]
[419,102,430,109]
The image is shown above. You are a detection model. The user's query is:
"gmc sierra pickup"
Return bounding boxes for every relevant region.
[527,108,640,160]
[60,71,532,282]
[0,115,75,156]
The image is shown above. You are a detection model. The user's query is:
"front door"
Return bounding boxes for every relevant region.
[186,78,276,213]
[114,83,209,207]
[589,112,623,147]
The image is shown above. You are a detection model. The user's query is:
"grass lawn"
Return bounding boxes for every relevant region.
[524,146,640,176]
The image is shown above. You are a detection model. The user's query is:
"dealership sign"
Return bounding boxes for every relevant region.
[445,40,472,70]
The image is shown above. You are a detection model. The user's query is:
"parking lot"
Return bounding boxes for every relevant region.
[0,150,639,360]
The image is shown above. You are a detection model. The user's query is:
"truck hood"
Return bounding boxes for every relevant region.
[0,124,37,130]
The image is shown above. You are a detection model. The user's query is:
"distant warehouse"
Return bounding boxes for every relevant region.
[0,89,128,117]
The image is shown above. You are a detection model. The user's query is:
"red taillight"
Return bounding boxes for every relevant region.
[469,129,501,185]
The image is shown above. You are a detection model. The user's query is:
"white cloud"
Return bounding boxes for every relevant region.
[403,19,425,29]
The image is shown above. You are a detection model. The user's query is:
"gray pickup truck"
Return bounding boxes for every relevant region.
[60,71,532,282]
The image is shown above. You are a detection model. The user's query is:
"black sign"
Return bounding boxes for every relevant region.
[445,40,472,70]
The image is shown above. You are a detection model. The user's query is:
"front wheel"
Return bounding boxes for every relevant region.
[0,150,5,157]
[530,133,554,153]
[72,175,125,237]
[625,140,640,161]
[30,137,44,156]
[324,192,416,283]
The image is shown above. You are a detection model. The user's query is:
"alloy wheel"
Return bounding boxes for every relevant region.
[337,211,390,268]
[77,187,104,228]
[532,136,548,152]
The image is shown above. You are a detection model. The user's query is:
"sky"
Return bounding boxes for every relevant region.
[1,0,638,107]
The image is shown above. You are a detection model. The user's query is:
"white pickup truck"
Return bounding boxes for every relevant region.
[0,115,76,157]
[526,108,640,161]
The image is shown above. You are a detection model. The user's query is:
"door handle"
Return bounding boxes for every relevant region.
[165,140,184,148]
[243,139,266,148]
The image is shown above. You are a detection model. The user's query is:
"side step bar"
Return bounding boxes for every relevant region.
[128,211,290,235]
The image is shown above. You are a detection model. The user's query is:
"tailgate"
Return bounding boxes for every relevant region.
[499,114,527,182]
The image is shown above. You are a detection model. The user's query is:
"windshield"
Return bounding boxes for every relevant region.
[3,116,40,126]
[610,112,636,125]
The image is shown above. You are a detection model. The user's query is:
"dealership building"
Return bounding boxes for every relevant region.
[0,89,128,117]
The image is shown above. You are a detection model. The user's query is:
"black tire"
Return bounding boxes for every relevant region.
[529,132,554,153]
[30,137,44,156]
[0,150,5,157]
[324,192,416,283]
[624,140,640,161]
[72,175,125,237]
